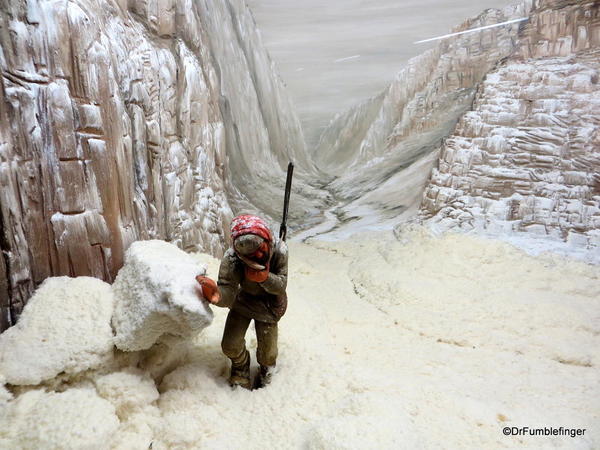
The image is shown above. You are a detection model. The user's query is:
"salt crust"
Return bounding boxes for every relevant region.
[0,277,114,385]
[112,240,213,351]
[1,231,598,448]
[0,388,119,449]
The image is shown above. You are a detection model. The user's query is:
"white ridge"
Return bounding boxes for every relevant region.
[414,17,528,44]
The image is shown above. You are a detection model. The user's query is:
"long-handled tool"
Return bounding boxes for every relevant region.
[279,162,294,241]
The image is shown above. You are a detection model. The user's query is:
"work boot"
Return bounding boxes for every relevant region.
[253,364,275,389]
[228,350,251,390]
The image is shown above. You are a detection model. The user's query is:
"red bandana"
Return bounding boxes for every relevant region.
[230,214,273,243]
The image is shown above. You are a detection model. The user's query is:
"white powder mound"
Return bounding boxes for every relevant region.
[94,368,159,420]
[304,393,421,449]
[112,240,213,351]
[0,277,114,385]
[352,226,600,368]
[1,229,599,448]
[133,334,196,383]
[109,405,161,450]
[0,387,119,449]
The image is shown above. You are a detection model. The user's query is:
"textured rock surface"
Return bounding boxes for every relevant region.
[0,276,114,385]
[420,0,600,256]
[112,240,212,351]
[307,0,600,256]
[310,2,532,237]
[0,0,319,330]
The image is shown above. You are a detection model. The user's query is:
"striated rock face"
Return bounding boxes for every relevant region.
[0,0,315,330]
[420,0,600,256]
[312,2,532,237]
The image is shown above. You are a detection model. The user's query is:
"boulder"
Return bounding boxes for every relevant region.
[112,240,213,351]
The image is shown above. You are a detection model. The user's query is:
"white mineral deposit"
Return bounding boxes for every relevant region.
[0,0,598,448]
[1,229,599,448]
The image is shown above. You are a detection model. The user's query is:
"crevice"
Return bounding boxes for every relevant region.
[0,200,14,331]
[58,210,86,216]
[77,128,103,136]
[67,250,75,277]
[553,357,592,368]
[12,169,25,218]
[436,338,473,348]
[58,157,83,162]
[92,243,110,281]
[3,69,49,85]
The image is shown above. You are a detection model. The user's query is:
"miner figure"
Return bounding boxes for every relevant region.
[196,214,288,389]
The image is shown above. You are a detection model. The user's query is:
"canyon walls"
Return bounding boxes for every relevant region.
[312,2,533,237]
[419,0,600,256]
[311,0,599,256]
[0,0,316,330]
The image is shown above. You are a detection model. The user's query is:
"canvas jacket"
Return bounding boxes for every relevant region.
[215,239,288,323]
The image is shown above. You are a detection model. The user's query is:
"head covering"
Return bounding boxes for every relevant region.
[230,215,273,269]
[230,214,272,243]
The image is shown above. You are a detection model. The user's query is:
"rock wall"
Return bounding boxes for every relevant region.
[420,0,600,253]
[311,2,532,236]
[0,0,313,330]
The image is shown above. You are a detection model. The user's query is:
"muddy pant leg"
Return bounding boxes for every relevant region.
[221,309,251,366]
[255,320,278,367]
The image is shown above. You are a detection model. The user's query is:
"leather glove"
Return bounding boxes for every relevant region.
[195,275,221,304]
[245,264,269,283]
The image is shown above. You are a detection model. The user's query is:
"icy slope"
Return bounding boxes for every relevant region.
[420,0,600,258]
[0,229,598,448]
[0,0,325,330]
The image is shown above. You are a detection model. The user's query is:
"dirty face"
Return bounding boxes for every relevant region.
[234,234,270,270]
[234,234,264,256]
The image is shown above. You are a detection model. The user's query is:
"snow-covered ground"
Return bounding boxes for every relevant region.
[1,228,598,448]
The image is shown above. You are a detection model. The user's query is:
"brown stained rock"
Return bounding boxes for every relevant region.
[84,211,110,247]
[0,0,316,331]
[48,81,78,160]
[57,161,86,214]
[48,211,110,281]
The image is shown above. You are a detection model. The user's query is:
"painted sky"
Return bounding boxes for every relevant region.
[246,0,518,147]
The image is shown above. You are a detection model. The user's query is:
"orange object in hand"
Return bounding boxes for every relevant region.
[195,275,221,304]
[245,265,269,283]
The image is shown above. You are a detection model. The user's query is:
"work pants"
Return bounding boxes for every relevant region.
[221,309,278,368]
